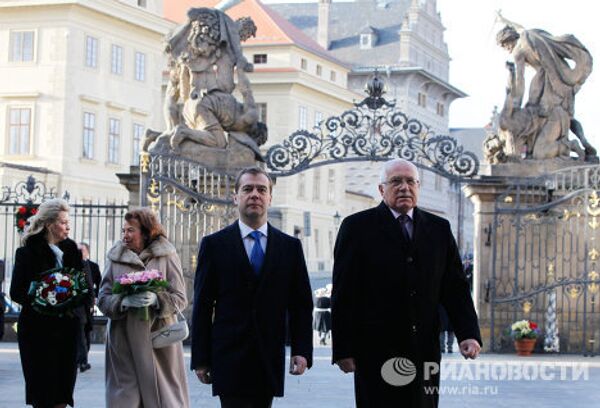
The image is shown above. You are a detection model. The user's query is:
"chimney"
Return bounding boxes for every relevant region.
[317,0,331,50]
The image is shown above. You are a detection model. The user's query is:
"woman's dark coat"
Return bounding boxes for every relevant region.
[10,234,84,407]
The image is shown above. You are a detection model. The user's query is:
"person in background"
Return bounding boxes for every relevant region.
[313,285,332,345]
[74,242,101,373]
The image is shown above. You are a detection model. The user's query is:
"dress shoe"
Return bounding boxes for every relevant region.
[79,363,91,373]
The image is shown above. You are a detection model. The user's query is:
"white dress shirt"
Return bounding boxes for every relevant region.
[238,220,268,260]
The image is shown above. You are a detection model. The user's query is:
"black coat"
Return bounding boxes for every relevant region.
[332,203,481,408]
[85,259,102,298]
[191,221,313,397]
[9,234,84,407]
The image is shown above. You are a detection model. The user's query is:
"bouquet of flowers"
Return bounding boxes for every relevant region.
[15,204,38,233]
[509,319,540,340]
[112,269,168,320]
[28,267,90,317]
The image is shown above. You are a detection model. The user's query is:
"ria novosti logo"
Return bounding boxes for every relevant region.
[380,357,417,386]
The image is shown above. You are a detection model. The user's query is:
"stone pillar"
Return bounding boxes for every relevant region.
[116,165,140,208]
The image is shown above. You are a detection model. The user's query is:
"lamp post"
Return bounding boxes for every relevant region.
[333,211,341,235]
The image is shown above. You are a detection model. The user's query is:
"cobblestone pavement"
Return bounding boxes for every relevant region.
[1,341,600,407]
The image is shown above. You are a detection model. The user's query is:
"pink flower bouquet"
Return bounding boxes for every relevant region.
[112,269,168,320]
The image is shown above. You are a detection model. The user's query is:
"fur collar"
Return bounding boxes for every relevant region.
[107,236,176,267]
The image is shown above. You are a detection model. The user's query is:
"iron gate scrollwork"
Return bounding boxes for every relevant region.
[265,75,479,179]
[490,165,600,354]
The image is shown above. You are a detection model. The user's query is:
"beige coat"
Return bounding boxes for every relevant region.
[98,237,190,408]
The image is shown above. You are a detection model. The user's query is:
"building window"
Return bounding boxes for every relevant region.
[330,70,336,82]
[137,0,147,6]
[297,173,306,199]
[418,92,427,108]
[132,123,144,165]
[419,168,425,187]
[108,118,120,164]
[300,58,307,70]
[298,106,308,129]
[436,102,444,117]
[314,228,321,258]
[135,52,146,81]
[9,31,34,62]
[316,64,322,76]
[82,112,95,159]
[313,168,321,201]
[8,107,31,155]
[257,103,267,123]
[327,169,335,203]
[328,230,334,258]
[111,44,123,75]
[253,54,267,64]
[85,36,98,68]
[314,111,323,127]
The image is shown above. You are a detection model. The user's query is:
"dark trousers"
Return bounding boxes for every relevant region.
[219,395,273,408]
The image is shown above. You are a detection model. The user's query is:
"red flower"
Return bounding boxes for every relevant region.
[18,206,27,214]
[59,280,72,288]
[17,219,26,228]
[56,292,67,302]
[41,287,49,298]
[31,208,37,215]
[530,321,538,329]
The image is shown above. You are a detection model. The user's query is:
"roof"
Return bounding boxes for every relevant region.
[164,0,349,68]
[270,0,414,67]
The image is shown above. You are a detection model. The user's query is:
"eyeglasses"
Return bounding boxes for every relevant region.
[381,177,420,188]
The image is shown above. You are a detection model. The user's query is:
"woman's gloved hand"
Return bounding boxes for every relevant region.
[121,291,158,309]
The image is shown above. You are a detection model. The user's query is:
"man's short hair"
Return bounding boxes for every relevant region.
[234,167,273,192]
[80,242,90,252]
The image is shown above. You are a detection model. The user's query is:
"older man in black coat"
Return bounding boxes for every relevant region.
[332,159,481,408]
[192,167,313,408]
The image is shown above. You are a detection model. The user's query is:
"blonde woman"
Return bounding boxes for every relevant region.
[10,198,85,408]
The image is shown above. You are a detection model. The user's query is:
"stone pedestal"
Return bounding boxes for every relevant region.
[116,165,140,208]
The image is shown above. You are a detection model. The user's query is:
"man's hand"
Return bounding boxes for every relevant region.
[336,357,356,373]
[195,366,212,384]
[459,339,481,359]
[289,355,308,375]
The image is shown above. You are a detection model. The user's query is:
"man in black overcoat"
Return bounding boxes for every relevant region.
[191,167,313,408]
[332,159,482,408]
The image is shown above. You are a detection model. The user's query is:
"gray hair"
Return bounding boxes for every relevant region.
[379,159,419,183]
[22,198,69,245]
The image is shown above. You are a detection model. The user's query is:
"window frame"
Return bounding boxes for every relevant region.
[253,54,267,64]
[107,117,121,164]
[134,51,146,81]
[82,111,96,160]
[132,122,144,165]
[85,35,99,68]
[111,44,123,75]
[7,106,33,156]
[9,30,36,63]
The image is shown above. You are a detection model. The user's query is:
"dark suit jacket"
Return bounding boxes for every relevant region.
[191,221,313,397]
[332,202,481,407]
[85,260,102,298]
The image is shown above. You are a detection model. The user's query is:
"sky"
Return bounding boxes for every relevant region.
[263,0,600,147]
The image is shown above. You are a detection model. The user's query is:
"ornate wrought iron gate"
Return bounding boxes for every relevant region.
[490,165,600,354]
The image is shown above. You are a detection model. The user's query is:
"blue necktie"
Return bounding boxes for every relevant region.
[249,230,265,275]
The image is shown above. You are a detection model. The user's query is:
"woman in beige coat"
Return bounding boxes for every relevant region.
[98,208,190,408]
